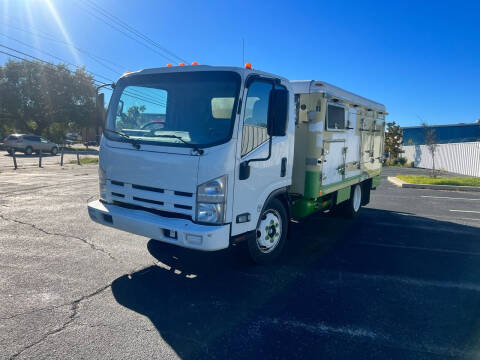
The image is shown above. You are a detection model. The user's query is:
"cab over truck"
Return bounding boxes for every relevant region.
[87,65,386,264]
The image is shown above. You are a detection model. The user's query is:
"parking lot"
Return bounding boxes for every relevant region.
[1,157,480,359]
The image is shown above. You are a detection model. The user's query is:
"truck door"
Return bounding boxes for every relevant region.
[231,78,290,236]
[322,103,346,186]
[344,108,361,178]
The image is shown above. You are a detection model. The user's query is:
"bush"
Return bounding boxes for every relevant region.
[384,157,412,167]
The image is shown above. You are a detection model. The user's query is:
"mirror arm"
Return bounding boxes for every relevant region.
[245,136,272,166]
[239,137,273,180]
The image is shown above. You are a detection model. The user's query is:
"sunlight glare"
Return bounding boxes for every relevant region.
[43,0,81,64]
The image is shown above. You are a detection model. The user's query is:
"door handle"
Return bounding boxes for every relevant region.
[281,157,287,177]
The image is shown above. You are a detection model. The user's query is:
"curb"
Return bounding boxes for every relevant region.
[387,176,480,192]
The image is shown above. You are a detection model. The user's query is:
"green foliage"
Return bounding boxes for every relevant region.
[116,105,146,129]
[384,121,403,160]
[384,157,411,167]
[69,157,99,165]
[422,122,439,177]
[397,175,480,187]
[0,59,97,141]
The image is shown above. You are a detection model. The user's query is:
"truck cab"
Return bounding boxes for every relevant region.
[88,65,295,263]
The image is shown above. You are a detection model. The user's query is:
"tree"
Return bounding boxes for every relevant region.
[116,105,146,129]
[384,121,403,160]
[422,122,438,178]
[0,59,97,142]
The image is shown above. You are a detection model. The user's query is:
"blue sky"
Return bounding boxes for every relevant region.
[1,0,479,126]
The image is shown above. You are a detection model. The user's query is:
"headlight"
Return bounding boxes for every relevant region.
[99,165,107,201]
[196,175,227,224]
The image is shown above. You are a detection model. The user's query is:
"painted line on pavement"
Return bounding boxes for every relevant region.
[422,195,480,201]
[341,271,480,293]
[357,241,480,257]
[449,210,480,214]
[257,316,473,358]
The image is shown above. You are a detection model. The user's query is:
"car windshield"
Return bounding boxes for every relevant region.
[106,71,241,148]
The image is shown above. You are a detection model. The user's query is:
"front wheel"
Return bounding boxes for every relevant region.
[248,198,288,265]
[24,146,33,156]
[51,147,58,155]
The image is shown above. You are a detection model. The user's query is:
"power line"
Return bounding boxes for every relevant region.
[76,0,186,64]
[0,46,165,107]
[83,0,186,63]
[0,20,127,73]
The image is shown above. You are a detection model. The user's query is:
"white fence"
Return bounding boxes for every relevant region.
[402,142,480,177]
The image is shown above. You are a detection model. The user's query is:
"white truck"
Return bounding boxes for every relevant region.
[87,65,386,263]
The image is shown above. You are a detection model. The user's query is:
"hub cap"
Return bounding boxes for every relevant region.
[256,210,282,253]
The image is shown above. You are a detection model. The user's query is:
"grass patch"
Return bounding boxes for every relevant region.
[397,175,480,187]
[69,157,99,165]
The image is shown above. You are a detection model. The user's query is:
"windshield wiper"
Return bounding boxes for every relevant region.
[103,129,141,150]
[151,134,204,155]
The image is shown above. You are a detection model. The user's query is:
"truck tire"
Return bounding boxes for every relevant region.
[341,183,363,218]
[24,146,33,156]
[248,197,288,264]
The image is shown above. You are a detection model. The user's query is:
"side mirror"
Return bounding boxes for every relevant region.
[267,89,288,137]
[239,161,250,180]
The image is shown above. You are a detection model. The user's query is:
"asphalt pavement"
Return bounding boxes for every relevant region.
[1,160,480,359]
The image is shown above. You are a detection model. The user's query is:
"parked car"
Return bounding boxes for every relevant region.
[83,140,99,147]
[3,134,59,155]
[65,132,82,141]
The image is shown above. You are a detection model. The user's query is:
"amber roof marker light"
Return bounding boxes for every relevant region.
[192,61,198,65]
[179,62,185,66]
[245,62,252,69]
[166,64,172,67]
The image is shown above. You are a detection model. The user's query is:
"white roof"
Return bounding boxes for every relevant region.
[290,80,386,112]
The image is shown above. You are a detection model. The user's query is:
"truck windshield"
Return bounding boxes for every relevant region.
[105,71,241,148]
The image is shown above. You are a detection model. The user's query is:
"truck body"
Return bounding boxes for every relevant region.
[87,65,386,263]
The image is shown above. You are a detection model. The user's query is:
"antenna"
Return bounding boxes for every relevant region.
[242,37,245,66]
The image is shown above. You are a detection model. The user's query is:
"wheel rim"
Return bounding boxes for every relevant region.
[256,209,282,254]
[353,185,362,212]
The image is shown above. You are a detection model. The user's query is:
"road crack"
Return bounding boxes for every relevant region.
[0,214,116,260]
[8,283,112,359]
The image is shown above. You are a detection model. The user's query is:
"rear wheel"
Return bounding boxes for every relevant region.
[24,146,33,156]
[248,198,288,264]
[342,184,362,218]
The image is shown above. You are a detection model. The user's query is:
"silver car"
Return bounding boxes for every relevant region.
[3,134,59,155]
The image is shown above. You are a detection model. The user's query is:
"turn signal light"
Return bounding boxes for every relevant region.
[245,62,252,69]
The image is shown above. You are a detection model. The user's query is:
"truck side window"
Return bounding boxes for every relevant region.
[241,81,272,155]
[327,104,346,130]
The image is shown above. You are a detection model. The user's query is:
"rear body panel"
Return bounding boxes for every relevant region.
[289,81,386,217]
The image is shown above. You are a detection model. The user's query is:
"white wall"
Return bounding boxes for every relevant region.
[402,142,480,177]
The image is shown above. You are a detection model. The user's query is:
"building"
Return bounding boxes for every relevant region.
[402,122,480,177]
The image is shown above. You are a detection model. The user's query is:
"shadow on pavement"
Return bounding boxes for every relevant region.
[111,208,480,359]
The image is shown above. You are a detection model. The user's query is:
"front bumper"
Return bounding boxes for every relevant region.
[87,200,230,251]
